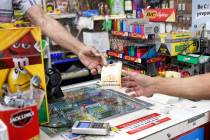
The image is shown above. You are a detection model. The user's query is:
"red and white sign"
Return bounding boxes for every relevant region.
[144,8,176,22]
[0,105,39,140]
[116,113,171,135]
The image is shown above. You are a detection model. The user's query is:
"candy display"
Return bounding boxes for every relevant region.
[0,27,49,124]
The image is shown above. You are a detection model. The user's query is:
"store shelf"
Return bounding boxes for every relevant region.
[61,68,90,80]
[52,57,79,65]
[107,50,142,64]
[112,31,146,39]
[48,13,76,19]
[92,14,126,21]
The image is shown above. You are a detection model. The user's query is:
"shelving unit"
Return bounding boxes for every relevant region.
[41,0,92,82]
[107,50,142,64]
[61,68,89,80]
[112,31,146,39]
[92,14,126,21]
[48,13,76,19]
[52,57,79,65]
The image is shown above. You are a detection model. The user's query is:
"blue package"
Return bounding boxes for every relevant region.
[138,25,142,34]
[123,20,127,32]
[136,25,140,34]
[81,10,99,17]
[120,20,124,32]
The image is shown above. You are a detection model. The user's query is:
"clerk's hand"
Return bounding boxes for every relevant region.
[78,47,107,75]
[122,70,154,97]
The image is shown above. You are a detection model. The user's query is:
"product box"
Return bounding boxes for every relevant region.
[0,27,49,124]
[144,8,176,22]
[178,54,210,64]
[156,32,197,56]
[161,41,197,56]
[109,0,124,15]
[0,104,39,140]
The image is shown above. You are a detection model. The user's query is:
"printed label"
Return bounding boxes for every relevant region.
[116,113,171,135]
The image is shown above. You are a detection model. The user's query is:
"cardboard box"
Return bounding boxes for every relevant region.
[0,27,49,124]
[157,32,197,56]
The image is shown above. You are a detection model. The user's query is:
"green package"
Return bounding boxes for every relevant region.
[109,0,125,15]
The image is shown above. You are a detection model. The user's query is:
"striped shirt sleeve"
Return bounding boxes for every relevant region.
[13,0,37,14]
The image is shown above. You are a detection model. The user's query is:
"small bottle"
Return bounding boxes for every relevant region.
[169,0,174,8]
[178,3,182,14]
[124,0,133,14]
[132,0,137,10]
[136,8,142,18]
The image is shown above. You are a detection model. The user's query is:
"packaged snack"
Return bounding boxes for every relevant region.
[109,0,124,15]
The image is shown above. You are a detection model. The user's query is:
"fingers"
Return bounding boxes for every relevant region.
[125,88,135,93]
[122,69,129,76]
[125,87,154,98]
[121,70,139,78]
[90,48,108,66]
[87,61,102,75]
[121,70,135,76]
[96,65,102,74]
[90,68,97,75]
[122,81,137,88]
[78,48,102,75]
[122,76,135,82]
[88,62,99,75]
[101,54,108,66]
[125,87,142,97]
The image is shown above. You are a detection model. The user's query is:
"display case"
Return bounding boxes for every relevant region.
[41,81,153,136]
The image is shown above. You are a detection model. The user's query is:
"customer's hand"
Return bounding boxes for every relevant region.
[78,47,107,75]
[122,71,155,97]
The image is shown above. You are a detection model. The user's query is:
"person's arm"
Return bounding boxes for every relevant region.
[26,6,84,55]
[151,73,210,100]
[24,5,106,74]
[122,71,210,100]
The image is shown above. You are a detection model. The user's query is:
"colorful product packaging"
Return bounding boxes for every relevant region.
[0,104,40,140]
[157,32,197,56]
[109,0,125,15]
[0,27,49,124]
[144,8,176,22]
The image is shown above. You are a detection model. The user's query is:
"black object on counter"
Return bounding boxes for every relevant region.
[46,68,64,100]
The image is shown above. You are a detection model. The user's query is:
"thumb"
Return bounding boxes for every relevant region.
[122,70,138,77]
[90,47,100,56]
[90,48,108,65]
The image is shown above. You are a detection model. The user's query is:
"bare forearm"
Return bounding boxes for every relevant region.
[152,74,210,99]
[27,6,85,55]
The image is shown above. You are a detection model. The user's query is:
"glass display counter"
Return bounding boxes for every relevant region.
[42,83,153,136]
